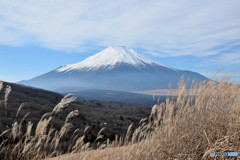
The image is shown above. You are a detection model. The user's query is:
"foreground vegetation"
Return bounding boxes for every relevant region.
[50,76,240,160]
[1,76,240,159]
[0,81,150,160]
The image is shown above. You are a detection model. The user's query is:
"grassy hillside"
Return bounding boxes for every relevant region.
[0,81,151,160]
[48,76,240,160]
[1,76,239,159]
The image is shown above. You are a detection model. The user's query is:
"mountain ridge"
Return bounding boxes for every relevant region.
[19,46,208,92]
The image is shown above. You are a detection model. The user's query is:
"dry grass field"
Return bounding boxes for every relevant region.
[1,76,240,160]
[48,76,240,160]
[0,81,150,160]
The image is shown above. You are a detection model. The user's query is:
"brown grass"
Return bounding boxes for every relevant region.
[48,76,240,160]
[0,75,240,160]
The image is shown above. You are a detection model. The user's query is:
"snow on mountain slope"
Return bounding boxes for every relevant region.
[56,46,175,72]
[19,46,208,92]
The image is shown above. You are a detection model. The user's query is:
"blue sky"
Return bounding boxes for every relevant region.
[0,0,240,83]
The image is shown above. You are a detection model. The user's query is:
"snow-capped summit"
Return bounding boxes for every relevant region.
[56,46,169,72]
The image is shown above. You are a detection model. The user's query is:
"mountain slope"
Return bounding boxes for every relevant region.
[19,46,208,92]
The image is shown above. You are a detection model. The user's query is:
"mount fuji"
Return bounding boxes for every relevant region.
[19,46,207,92]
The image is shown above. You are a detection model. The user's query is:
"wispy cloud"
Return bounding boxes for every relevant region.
[208,53,240,65]
[0,0,240,56]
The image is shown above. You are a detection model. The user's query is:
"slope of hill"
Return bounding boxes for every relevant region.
[0,80,151,141]
[19,46,208,92]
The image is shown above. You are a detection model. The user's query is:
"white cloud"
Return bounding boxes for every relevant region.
[0,0,240,56]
